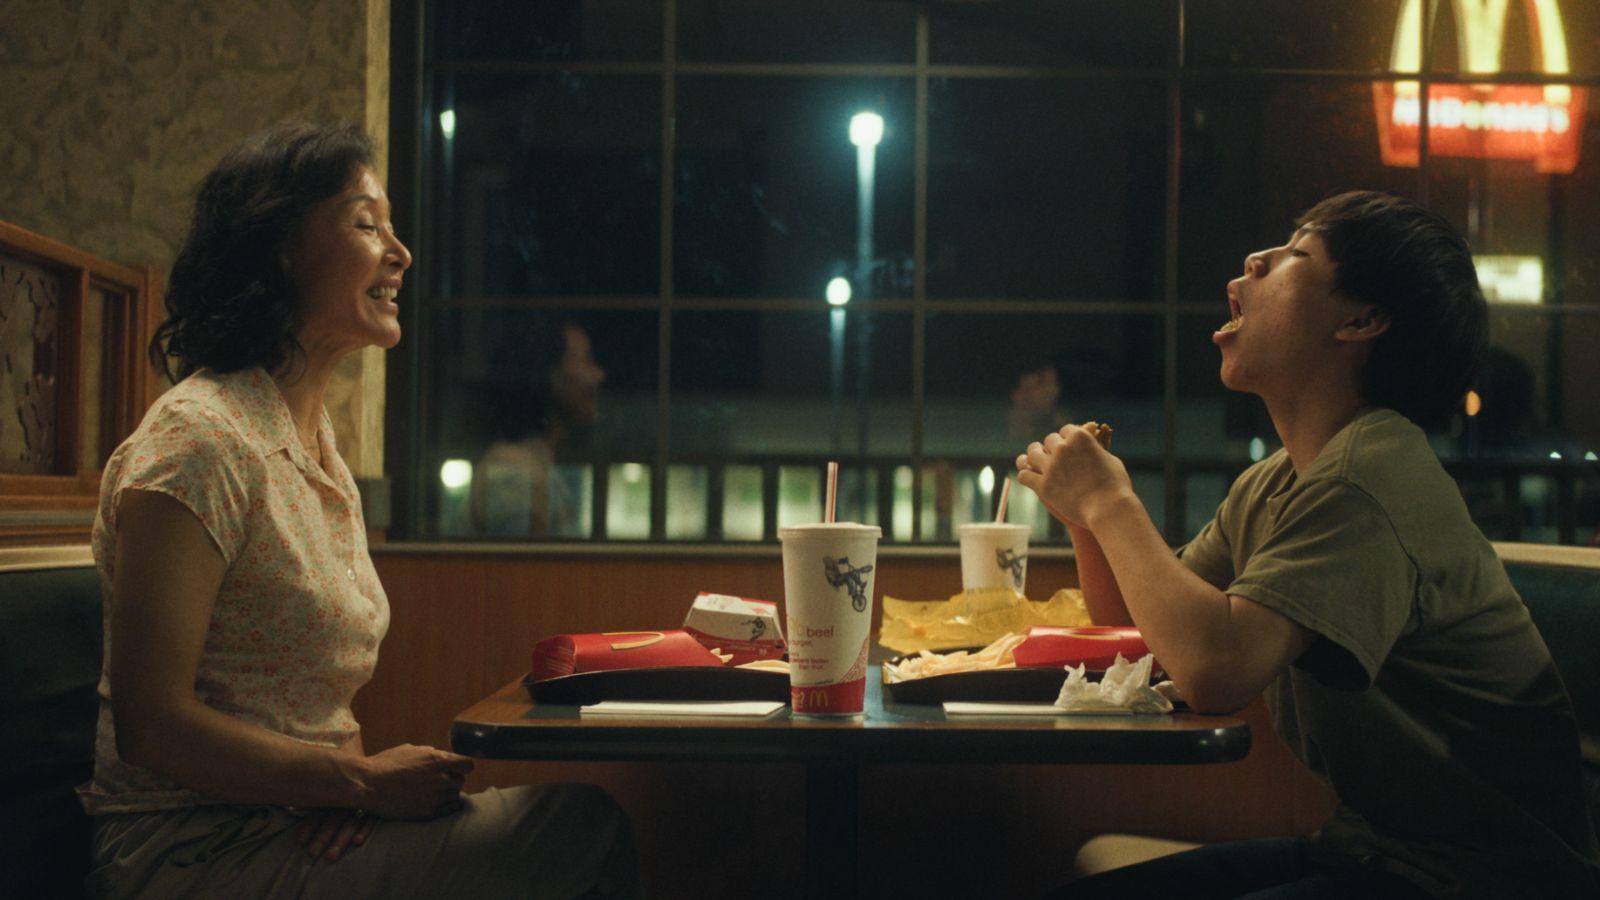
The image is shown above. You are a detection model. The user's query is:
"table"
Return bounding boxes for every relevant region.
[452,673,1250,899]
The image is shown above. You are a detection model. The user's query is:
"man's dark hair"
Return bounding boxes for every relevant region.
[150,120,375,382]
[1296,190,1488,428]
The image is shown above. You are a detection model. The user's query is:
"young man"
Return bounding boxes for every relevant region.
[1018,191,1600,899]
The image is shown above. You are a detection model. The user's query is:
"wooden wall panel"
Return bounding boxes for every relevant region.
[357,550,1335,899]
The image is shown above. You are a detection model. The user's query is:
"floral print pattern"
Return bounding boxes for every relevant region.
[80,368,389,814]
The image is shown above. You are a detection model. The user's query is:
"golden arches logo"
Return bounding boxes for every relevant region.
[603,631,667,651]
[1375,0,1585,172]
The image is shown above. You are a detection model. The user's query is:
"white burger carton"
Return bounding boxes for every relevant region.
[682,592,787,665]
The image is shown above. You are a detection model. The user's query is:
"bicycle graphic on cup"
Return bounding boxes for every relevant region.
[823,556,874,612]
[996,548,1026,590]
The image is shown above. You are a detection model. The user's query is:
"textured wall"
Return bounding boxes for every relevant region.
[0,0,390,478]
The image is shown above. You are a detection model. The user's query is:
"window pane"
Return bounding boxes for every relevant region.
[677,0,916,63]
[1425,86,1600,307]
[1428,0,1600,76]
[924,312,1165,458]
[433,74,660,298]
[929,0,1176,69]
[722,465,765,541]
[666,464,709,539]
[670,310,913,458]
[607,462,652,539]
[1186,1,1408,72]
[423,308,658,538]
[431,0,661,62]
[1178,81,1418,309]
[1175,314,1275,464]
[778,465,823,528]
[927,78,1167,300]
[673,76,915,299]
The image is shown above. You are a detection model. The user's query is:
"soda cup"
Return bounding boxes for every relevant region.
[778,523,881,716]
[956,523,1030,593]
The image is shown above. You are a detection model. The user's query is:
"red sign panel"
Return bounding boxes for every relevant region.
[1374,82,1586,173]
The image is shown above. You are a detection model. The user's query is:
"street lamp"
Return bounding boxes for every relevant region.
[848,112,883,520]
[826,276,852,307]
[827,277,851,451]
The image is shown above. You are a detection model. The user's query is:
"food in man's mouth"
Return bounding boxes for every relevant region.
[1218,314,1242,333]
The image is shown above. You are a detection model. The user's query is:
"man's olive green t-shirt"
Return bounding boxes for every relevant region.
[1179,408,1599,898]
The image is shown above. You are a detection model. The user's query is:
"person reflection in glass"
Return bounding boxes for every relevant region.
[470,320,606,537]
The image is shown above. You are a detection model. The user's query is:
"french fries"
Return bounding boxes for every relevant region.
[881,632,1028,683]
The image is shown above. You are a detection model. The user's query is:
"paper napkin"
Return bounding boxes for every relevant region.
[942,702,1133,717]
[579,700,786,718]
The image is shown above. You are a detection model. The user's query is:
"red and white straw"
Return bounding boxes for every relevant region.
[825,462,839,523]
[994,477,1012,523]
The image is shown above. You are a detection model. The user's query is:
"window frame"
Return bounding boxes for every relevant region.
[388,0,1600,547]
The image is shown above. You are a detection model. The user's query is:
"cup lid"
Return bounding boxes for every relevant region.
[778,522,882,539]
[956,522,1031,532]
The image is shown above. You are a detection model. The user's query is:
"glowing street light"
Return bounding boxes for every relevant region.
[439,459,472,490]
[826,276,852,307]
[849,111,884,148]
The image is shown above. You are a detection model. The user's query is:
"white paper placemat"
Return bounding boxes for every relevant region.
[580,700,786,718]
[942,702,1134,717]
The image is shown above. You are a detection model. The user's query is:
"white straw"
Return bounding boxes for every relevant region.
[994,477,1012,523]
[825,462,839,523]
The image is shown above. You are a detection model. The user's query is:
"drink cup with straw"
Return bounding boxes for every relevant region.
[957,476,1030,593]
[779,461,881,716]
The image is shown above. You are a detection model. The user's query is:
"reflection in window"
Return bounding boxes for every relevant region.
[723,466,765,541]
[928,0,1176,68]
[407,2,1600,545]
[777,466,823,529]
[674,77,915,299]
[666,465,709,539]
[607,463,652,539]
[927,78,1167,300]
[433,74,660,298]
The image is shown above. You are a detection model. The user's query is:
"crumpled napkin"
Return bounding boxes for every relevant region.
[1055,652,1174,714]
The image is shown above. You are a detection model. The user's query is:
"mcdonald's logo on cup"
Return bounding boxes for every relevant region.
[1374,0,1586,173]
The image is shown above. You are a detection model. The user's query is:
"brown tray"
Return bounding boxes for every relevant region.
[882,663,1078,705]
[525,667,790,706]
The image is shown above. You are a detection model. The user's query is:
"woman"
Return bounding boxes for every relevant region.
[80,121,641,898]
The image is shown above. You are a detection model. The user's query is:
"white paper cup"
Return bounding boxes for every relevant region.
[778,523,881,716]
[957,523,1031,593]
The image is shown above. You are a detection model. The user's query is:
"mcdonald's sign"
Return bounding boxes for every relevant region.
[1373,0,1586,173]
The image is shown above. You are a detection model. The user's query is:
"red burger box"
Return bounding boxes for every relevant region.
[530,629,725,681]
[1012,626,1159,673]
[681,592,787,665]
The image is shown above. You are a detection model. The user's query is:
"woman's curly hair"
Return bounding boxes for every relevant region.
[150,120,375,382]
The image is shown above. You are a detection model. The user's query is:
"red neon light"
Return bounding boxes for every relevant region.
[1374,83,1586,173]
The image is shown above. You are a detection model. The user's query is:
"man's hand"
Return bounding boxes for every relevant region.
[296,808,376,862]
[1014,424,1134,527]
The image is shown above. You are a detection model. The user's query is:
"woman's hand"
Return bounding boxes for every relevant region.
[356,744,475,820]
[1014,424,1134,528]
[296,808,376,862]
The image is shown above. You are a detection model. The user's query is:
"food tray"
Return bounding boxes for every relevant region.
[881,660,1080,705]
[525,667,789,706]
[882,643,1163,705]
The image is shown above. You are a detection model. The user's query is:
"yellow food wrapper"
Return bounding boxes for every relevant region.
[878,587,1092,654]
